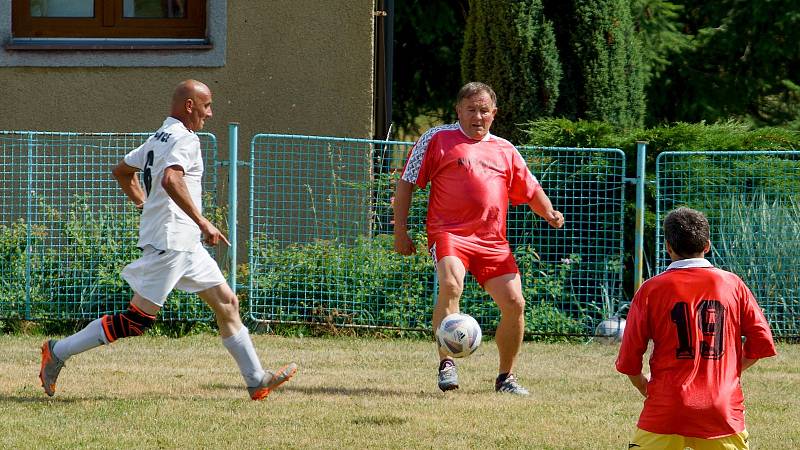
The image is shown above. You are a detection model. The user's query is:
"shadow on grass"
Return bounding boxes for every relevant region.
[4,385,494,403]
[201,381,489,398]
[0,394,109,403]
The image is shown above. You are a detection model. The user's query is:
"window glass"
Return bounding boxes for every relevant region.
[123,0,187,18]
[30,0,93,17]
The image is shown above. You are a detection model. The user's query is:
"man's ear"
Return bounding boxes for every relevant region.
[665,241,676,259]
[703,239,711,255]
[184,98,194,113]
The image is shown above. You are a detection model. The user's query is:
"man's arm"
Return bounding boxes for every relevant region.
[161,165,230,246]
[528,189,564,228]
[112,161,146,209]
[393,179,417,255]
[627,372,650,397]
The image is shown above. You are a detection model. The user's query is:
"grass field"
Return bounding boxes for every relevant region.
[1,334,798,449]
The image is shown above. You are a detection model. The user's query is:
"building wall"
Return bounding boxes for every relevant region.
[0,1,375,140]
[0,1,377,261]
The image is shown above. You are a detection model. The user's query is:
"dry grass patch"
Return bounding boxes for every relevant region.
[0,335,797,449]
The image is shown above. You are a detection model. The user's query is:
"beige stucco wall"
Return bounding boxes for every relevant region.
[0,1,375,139]
[0,1,376,263]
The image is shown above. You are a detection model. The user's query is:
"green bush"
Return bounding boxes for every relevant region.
[0,220,31,318]
[248,231,584,338]
[521,118,800,296]
[0,194,221,330]
[711,193,800,336]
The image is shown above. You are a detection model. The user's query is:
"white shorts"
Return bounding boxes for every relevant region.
[121,244,227,307]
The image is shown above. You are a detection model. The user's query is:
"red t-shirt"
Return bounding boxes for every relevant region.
[616,259,777,438]
[400,124,541,242]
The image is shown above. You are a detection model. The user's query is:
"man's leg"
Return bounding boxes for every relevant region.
[198,283,296,400]
[40,293,159,396]
[484,272,529,395]
[433,256,466,391]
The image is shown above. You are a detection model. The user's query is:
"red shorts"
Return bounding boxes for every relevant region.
[428,233,519,285]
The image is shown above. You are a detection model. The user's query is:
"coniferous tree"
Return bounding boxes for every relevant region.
[461,0,561,142]
[630,0,689,86]
[649,0,800,127]
[545,0,646,128]
[392,0,468,138]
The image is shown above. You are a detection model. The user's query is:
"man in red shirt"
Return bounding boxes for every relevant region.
[393,82,564,395]
[616,207,777,449]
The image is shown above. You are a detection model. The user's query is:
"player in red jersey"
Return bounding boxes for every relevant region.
[616,207,777,449]
[393,82,564,395]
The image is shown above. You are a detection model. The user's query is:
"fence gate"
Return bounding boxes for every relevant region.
[0,131,220,321]
[248,134,627,336]
[656,151,800,338]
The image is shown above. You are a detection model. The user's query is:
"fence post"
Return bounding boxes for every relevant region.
[228,123,239,293]
[25,133,33,320]
[633,141,647,292]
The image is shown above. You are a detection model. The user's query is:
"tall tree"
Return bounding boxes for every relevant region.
[648,0,800,126]
[392,0,469,139]
[545,0,646,128]
[461,0,561,142]
[630,0,690,86]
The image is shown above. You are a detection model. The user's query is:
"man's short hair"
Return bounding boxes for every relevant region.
[457,82,497,106]
[664,207,710,257]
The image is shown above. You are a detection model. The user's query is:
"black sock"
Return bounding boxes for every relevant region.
[496,372,510,385]
[439,359,455,371]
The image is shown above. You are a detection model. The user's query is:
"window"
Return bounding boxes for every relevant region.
[12,0,206,39]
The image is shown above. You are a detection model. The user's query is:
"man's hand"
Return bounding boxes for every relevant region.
[528,190,564,229]
[628,372,650,398]
[199,219,231,247]
[544,209,565,228]
[394,229,417,255]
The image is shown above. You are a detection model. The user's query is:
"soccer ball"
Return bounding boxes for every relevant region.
[436,313,482,358]
[595,316,626,344]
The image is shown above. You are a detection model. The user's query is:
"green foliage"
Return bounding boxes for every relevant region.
[521,118,800,297]
[249,233,434,329]
[462,0,561,142]
[648,0,800,126]
[630,0,690,85]
[543,0,645,128]
[248,232,583,337]
[27,196,141,318]
[392,0,468,138]
[711,194,800,335]
[393,0,800,131]
[0,220,30,318]
[0,194,222,332]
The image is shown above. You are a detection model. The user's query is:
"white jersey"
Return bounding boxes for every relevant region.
[124,117,203,252]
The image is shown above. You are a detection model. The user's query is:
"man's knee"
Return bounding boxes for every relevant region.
[438,277,464,299]
[204,287,240,319]
[101,304,156,343]
[499,296,526,317]
[219,291,240,315]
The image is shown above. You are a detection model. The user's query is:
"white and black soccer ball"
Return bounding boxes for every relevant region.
[595,316,626,344]
[436,313,482,358]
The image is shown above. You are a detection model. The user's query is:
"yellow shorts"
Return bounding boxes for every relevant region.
[629,428,749,450]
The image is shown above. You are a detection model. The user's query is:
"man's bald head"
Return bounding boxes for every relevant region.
[170,79,213,131]
[171,79,209,111]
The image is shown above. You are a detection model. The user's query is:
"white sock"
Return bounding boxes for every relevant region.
[52,318,109,361]
[222,326,266,388]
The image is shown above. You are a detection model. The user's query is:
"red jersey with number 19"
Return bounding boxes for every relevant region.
[616,259,777,439]
[400,123,540,242]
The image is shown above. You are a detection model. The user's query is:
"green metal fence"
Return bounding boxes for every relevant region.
[656,151,800,338]
[0,131,220,321]
[248,134,627,335]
